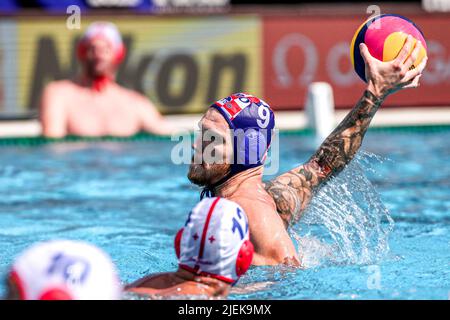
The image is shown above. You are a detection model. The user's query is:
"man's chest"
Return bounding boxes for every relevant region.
[64,91,140,132]
[67,90,134,114]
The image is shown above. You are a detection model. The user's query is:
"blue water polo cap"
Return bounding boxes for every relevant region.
[210,93,275,176]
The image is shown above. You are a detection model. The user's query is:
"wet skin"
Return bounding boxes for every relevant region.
[126,268,230,299]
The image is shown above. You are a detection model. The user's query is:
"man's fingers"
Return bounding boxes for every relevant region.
[395,34,414,66]
[359,43,372,63]
[404,65,421,82]
[403,41,422,71]
[403,55,427,81]
[416,55,428,73]
[403,74,422,89]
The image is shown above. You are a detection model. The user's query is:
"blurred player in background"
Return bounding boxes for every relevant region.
[5,240,122,300]
[127,197,254,299]
[40,22,174,138]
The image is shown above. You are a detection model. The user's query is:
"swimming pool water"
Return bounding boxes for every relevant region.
[0,129,448,299]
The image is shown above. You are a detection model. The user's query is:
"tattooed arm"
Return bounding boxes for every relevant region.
[265,90,382,226]
[266,35,428,227]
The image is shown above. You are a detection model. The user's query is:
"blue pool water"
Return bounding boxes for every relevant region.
[0,129,448,300]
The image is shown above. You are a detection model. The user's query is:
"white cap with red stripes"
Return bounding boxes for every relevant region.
[82,21,123,50]
[174,197,254,284]
[77,22,125,63]
[9,240,122,300]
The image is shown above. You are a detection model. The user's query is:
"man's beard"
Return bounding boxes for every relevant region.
[187,162,231,187]
[84,61,115,79]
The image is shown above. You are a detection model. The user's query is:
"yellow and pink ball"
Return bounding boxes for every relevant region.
[350,14,427,82]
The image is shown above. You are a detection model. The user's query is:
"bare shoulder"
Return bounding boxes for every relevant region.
[114,84,151,105]
[40,80,79,113]
[44,79,78,92]
[230,183,277,214]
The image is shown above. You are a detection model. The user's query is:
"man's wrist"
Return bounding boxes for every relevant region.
[363,87,384,108]
[366,81,389,101]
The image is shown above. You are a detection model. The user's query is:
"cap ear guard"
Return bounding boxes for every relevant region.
[8,270,26,300]
[111,44,127,64]
[233,129,269,172]
[113,44,126,64]
[235,239,254,277]
[174,228,184,259]
[8,271,74,300]
[39,288,73,300]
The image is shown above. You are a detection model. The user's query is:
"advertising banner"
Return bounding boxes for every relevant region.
[0,20,17,114]
[263,15,450,109]
[17,15,262,114]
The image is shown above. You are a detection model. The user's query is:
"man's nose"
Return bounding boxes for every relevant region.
[93,49,103,59]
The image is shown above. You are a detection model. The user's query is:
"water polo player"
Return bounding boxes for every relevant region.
[40,21,173,137]
[188,36,427,266]
[127,197,254,298]
[5,240,122,300]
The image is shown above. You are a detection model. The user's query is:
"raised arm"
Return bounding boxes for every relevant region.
[266,35,428,227]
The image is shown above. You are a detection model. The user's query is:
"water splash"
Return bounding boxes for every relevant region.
[291,151,394,267]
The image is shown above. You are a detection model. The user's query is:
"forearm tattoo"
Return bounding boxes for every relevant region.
[266,90,383,225]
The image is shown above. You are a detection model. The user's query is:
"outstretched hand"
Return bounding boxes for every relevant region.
[360,34,428,99]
